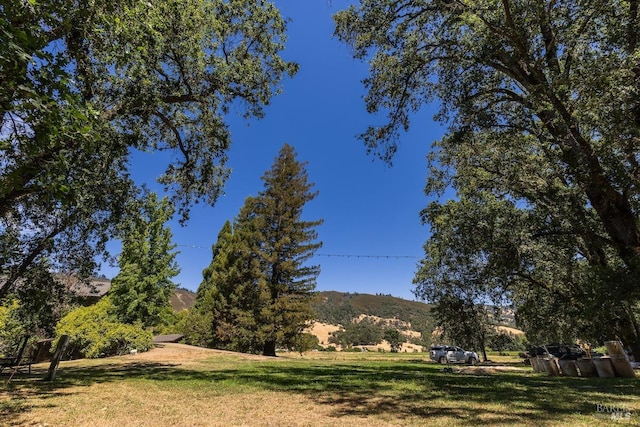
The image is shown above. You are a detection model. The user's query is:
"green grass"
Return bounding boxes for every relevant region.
[2,349,640,426]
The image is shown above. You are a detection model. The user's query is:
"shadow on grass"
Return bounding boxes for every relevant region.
[2,359,639,425]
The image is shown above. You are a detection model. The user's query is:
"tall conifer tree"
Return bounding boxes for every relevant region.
[253,144,323,356]
[109,192,179,328]
[192,144,322,355]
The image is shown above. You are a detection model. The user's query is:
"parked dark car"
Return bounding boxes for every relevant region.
[525,344,586,361]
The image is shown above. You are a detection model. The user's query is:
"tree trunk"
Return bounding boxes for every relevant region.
[622,304,640,361]
[263,340,277,357]
[45,335,70,381]
[478,333,488,362]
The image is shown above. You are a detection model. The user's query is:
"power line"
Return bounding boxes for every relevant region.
[176,245,421,259]
[176,244,209,249]
[316,253,421,259]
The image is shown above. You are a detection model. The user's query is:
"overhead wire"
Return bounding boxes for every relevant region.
[176,245,421,259]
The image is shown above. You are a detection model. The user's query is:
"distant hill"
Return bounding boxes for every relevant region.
[312,291,436,331]
[170,288,197,312]
[168,288,519,335]
[167,289,433,320]
[167,289,434,329]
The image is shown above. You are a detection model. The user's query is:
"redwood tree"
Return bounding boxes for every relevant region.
[192,144,322,356]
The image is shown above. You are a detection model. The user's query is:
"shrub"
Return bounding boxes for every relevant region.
[178,308,214,348]
[287,333,320,355]
[55,298,153,359]
[0,300,27,355]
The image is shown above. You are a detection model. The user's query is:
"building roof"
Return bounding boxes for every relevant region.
[153,334,185,343]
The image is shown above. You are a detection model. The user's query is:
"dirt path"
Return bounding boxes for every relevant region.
[127,342,280,363]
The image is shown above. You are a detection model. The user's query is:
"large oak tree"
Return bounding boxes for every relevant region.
[0,0,297,299]
[335,1,640,353]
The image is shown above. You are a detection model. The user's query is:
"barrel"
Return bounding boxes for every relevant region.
[576,359,598,377]
[592,357,616,378]
[559,359,579,376]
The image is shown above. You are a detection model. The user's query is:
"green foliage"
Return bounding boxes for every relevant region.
[1,0,297,304]
[191,144,322,356]
[252,144,323,356]
[6,265,73,335]
[383,328,405,352]
[487,331,527,353]
[178,308,213,348]
[329,319,384,347]
[288,333,320,355]
[55,298,153,359]
[150,309,185,336]
[335,1,640,356]
[0,300,27,356]
[109,192,179,328]
[0,266,74,356]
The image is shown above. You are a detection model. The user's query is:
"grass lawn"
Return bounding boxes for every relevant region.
[1,344,639,426]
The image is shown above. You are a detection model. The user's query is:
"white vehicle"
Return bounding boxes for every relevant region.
[430,345,479,365]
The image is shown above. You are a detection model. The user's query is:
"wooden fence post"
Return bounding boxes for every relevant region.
[45,335,70,381]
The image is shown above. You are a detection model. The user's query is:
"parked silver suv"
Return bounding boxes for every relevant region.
[430,345,479,365]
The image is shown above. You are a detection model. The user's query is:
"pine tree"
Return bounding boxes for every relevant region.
[226,197,272,353]
[109,193,180,328]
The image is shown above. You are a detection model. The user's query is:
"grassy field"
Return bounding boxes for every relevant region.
[1,344,639,426]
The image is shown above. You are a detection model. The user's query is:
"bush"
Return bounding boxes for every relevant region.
[288,333,320,355]
[0,300,28,356]
[328,319,384,347]
[177,308,214,348]
[55,298,153,359]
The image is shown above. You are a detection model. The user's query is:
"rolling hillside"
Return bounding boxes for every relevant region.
[170,288,197,312]
[170,289,521,349]
[312,291,437,333]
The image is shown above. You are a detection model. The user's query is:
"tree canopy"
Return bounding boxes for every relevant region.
[335,1,640,353]
[0,0,297,298]
[109,192,179,328]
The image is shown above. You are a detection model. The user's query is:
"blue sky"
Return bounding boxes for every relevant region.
[102,0,446,301]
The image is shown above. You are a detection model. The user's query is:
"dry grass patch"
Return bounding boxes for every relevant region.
[2,344,640,427]
[305,322,341,347]
[10,381,343,427]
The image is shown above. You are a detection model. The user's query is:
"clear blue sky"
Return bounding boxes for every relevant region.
[102,0,446,301]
